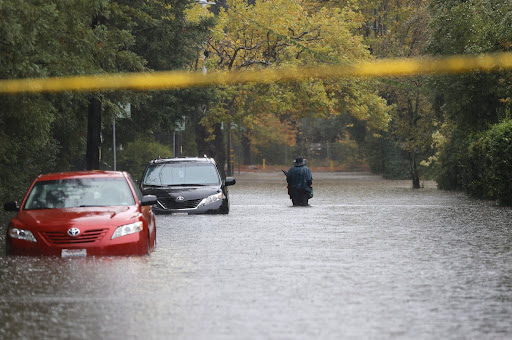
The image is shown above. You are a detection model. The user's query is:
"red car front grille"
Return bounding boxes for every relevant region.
[41,229,109,245]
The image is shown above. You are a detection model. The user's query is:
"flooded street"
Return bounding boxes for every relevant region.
[1,171,512,339]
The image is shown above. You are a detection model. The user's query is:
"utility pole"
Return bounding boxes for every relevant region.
[86,97,101,170]
[227,121,233,176]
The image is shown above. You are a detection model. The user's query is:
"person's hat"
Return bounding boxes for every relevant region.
[293,156,306,166]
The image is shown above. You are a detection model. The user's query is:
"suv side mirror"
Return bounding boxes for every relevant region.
[4,201,20,211]
[225,177,236,186]
[141,195,158,206]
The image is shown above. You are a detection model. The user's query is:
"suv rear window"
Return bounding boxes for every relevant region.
[142,162,220,186]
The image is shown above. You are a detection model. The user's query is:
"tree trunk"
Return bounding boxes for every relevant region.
[87,13,106,171]
[86,97,102,170]
[227,124,233,176]
[410,152,420,189]
[412,171,420,189]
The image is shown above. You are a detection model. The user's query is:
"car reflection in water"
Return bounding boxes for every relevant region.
[3,171,157,257]
[140,157,236,214]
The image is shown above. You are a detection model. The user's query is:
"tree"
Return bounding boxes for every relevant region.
[0,1,94,199]
[0,0,213,208]
[198,0,390,170]
[352,0,436,187]
[427,0,512,191]
[106,1,218,172]
[388,81,435,188]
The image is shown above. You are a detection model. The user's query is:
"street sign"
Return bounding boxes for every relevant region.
[118,103,131,119]
[175,116,186,131]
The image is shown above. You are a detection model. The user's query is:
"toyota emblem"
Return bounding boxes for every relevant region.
[67,228,81,237]
[176,196,185,201]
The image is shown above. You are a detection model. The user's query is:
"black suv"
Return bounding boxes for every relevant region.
[140,157,236,214]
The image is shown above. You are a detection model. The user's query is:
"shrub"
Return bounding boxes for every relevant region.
[435,129,470,191]
[464,120,512,205]
[116,138,173,180]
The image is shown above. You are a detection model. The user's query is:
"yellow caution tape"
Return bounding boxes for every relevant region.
[0,52,511,94]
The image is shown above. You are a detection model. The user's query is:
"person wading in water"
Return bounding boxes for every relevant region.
[283,156,313,206]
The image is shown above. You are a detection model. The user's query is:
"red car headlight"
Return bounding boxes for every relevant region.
[111,221,143,240]
[8,227,37,242]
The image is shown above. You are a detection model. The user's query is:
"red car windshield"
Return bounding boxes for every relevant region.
[24,177,135,209]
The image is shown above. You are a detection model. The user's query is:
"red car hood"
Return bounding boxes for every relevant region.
[14,206,140,230]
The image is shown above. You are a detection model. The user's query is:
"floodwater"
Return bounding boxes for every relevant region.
[1,172,511,339]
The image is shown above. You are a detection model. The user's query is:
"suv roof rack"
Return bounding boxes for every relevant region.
[148,156,216,165]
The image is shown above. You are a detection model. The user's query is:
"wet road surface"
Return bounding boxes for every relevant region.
[1,172,512,339]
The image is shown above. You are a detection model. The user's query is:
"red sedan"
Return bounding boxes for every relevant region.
[4,171,157,257]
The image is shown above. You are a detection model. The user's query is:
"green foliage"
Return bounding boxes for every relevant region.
[434,130,468,190]
[353,0,434,187]
[0,0,214,206]
[123,0,215,136]
[328,139,367,169]
[116,138,173,180]
[427,0,511,130]
[1,1,61,203]
[428,0,512,191]
[463,120,512,205]
[365,134,410,179]
[203,0,391,165]
[0,93,57,203]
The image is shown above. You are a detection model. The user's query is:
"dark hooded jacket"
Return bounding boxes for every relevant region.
[286,163,313,194]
